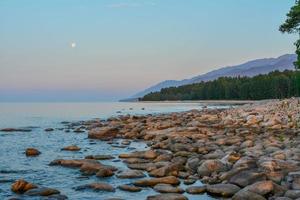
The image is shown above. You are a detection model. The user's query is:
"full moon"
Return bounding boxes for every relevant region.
[70,42,76,48]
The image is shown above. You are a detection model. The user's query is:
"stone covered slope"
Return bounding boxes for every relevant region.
[86,98,300,199]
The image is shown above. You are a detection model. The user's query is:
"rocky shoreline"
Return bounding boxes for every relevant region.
[8,98,300,200]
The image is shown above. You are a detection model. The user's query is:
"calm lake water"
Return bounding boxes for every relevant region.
[0,102,230,200]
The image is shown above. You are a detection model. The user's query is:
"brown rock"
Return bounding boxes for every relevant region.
[11,179,37,194]
[61,145,81,151]
[25,148,41,157]
[134,176,180,187]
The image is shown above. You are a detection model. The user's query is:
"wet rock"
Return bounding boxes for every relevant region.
[133,176,180,187]
[45,128,54,132]
[25,187,60,196]
[153,184,184,193]
[88,127,119,140]
[11,179,37,193]
[127,163,156,171]
[43,194,68,200]
[183,179,196,185]
[186,185,206,194]
[118,184,142,192]
[116,170,146,179]
[197,159,227,177]
[119,150,157,159]
[75,182,115,192]
[146,194,188,200]
[232,189,266,200]
[85,155,115,160]
[25,148,41,157]
[206,183,240,197]
[0,128,31,132]
[149,163,182,177]
[229,169,266,187]
[61,145,81,151]
[96,168,114,177]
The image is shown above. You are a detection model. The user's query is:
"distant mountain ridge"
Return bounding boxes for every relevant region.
[131,54,296,98]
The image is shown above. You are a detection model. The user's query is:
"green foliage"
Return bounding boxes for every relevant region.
[280,1,300,69]
[141,70,300,101]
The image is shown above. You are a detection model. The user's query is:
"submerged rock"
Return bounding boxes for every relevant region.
[153,184,184,193]
[61,145,81,151]
[116,170,146,179]
[25,187,60,196]
[74,182,115,192]
[146,194,188,200]
[118,184,142,192]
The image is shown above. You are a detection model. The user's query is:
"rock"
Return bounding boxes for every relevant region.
[43,194,68,200]
[153,184,184,193]
[45,128,54,132]
[197,159,227,177]
[243,181,274,196]
[11,179,37,193]
[25,187,60,196]
[75,182,115,192]
[118,184,142,192]
[25,148,41,157]
[232,189,267,200]
[288,171,300,190]
[186,157,200,173]
[133,176,180,187]
[119,150,157,159]
[183,179,196,185]
[0,128,31,132]
[85,155,115,160]
[206,183,240,197]
[127,163,156,171]
[88,127,119,140]
[285,190,300,199]
[146,194,188,200]
[186,185,206,194]
[96,168,114,177]
[149,163,182,177]
[229,169,266,187]
[116,170,146,179]
[61,145,81,151]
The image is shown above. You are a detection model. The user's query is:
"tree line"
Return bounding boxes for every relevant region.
[140,70,300,101]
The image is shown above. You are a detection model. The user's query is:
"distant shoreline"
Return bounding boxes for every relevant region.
[138,99,258,105]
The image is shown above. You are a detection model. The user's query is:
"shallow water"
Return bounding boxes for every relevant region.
[0,102,228,200]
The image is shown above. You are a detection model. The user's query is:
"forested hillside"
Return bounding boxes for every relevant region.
[141,70,300,101]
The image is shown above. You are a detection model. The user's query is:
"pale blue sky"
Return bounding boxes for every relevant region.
[0,0,297,101]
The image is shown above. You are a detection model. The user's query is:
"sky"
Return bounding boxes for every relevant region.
[0,0,298,101]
